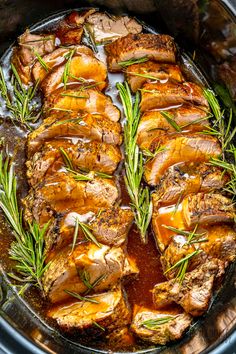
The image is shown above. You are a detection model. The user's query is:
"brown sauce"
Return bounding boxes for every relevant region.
[0,9,208,352]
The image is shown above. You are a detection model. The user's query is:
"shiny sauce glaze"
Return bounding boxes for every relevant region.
[0,10,207,352]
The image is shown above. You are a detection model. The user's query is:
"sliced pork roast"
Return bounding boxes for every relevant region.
[140,82,209,111]
[137,105,209,150]
[126,61,183,92]
[105,33,177,72]
[48,286,131,334]
[152,192,236,251]
[11,29,56,84]
[41,53,107,95]
[27,140,122,186]
[27,112,122,157]
[144,134,221,185]
[43,242,137,303]
[23,172,119,225]
[44,207,134,256]
[32,45,94,83]
[154,163,228,206]
[44,87,120,122]
[153,259,225,317]
[86,12,142,43]
[131,306,192,345]
[161,224,236,279]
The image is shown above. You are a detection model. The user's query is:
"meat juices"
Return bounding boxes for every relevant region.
[8,8,236,349]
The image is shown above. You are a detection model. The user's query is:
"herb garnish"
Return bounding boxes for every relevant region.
[62,49,76,88]
[0,64,40,128]
[127,71,159,81]
[33,49,49,72]
[83,24,98,53]
[93,321,105,331]
[0,151,49,290]
[160,111,182,132]
[73,217,101,248]
[117,82,152,243]
[64,289,99,303]
[118,57,148,67]
[142,316,177,329]
[79,270,105,295]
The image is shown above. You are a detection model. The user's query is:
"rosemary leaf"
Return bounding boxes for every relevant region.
[142,316,176,329]
[64,289,99,303]
[160,111,181,132]
[93,321,105,331]
[33,50,49,72]
[128,71,159,81]
[119,57,148,67]
[59,147,74,170]
[62,49,76,88]
[83,24,98,53]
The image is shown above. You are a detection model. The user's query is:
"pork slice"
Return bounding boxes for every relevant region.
[105,33,176,72]
[27,113,122,157]
[155,163,228,206]
[44,207,133,256]
[87,12,142,44]
[48,286,131,334]
[140,82,209,111]
[11,30,56,84]
[44,87,120,122]
[137,105,209,150]
[126,61,183,92]
[23,172,119,225]
[144,134,221,185]
[32,45,94,83]
[41,53,107,95]
[27,140,122,186]
[183,192,236,226]
[153,259,224,316]
[56,9,96,46]
[43,242,130,303]
[161,224,236,278]
[131,306,192,345]
[152,192,235,251]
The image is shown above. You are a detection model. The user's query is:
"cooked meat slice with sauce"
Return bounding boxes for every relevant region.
[87,12,142,43]
[152,192,235,251]
[23,172,119,225]
[48,286,131,333]
[131,306,192,345]
[137,106,209,150]
[154,163,228,206]
[11,30,56,84]
[153,259,224,316]
[56,9,96,45]
[144,134,221,185]
[105,33,176,72]
[32,46,94,83]
[161,224,236,278]
[140,82,209,111]
[44,207,134,256]
[43,242,134,303]
[44,87,120,122]
[27,140,122,186]
[126,61,183,92]
[27,113,122,157]
[41,54,107,95]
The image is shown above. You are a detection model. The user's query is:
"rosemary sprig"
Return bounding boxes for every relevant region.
[72,217,100,248]
[60,93,88,99]
[59,147,74,170]
[0,64,40,127]
[54,117,83,126]
[142,145,166,162]
[128,71,159,81]
[142,316,177,329]
[0,151,49,290]
[83,24,98,53]
[49,107,73,113]
[79,270,105,295]
[117,81,152,243]
[160,111,182,132]
[162,225,206,241]
[33,49,49,72]
[64,289,99,303]
[62,49,76,88]
[203,89,236,197]
[119,57,148,67]
[165,250,202,283]
[93,321,105,331]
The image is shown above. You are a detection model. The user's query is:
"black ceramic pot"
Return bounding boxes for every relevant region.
[0,1,236,353]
